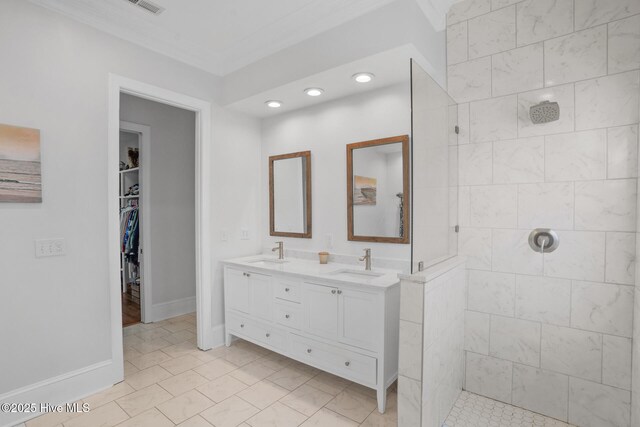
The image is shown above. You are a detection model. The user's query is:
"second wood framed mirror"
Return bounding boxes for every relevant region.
[269,151,312,238]
[347,135,409,244]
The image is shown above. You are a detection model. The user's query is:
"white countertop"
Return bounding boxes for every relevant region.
[222,255,401,289]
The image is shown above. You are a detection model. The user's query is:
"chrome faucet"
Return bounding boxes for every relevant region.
[272,241,284,260]
[360,248,372,270]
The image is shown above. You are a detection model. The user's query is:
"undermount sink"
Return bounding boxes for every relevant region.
[247,258,289,266]
[328,268,385,279]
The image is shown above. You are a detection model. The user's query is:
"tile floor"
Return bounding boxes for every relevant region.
[444,391,576,427]
[21,313,397,427]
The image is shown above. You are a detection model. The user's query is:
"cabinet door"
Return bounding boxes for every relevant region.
[249,272,273,321]
[225,268,249,313]
[303,282,339,339]
[338,288,379,350]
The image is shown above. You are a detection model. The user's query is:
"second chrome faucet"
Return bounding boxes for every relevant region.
[272,241,284,260]
[360,248,372,270]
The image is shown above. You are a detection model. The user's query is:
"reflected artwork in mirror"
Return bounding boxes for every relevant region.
[269,151,312,238]
[347,135,409,244]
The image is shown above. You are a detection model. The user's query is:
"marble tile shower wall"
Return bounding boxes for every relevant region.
[446,0,640,426]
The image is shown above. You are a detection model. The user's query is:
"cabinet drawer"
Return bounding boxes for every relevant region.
[226,312,286,350]
[274,303,303,330]
[274,279,301,303]
[290,334,377,386]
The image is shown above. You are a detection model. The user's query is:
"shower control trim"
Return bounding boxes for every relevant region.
[528,228,559,253]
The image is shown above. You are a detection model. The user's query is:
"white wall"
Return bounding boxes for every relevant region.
[448,0,640,425]
[120,94,197,315]
[260,83,411,265]
[0,1,261,423]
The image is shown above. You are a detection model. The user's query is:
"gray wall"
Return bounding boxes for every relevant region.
[120,94,196,312]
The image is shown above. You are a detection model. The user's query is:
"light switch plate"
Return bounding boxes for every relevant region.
[220,230,228,242]
[240,228,249,240]
[35,238,66,258]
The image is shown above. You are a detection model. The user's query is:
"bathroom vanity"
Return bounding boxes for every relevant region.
[222,255,400,413]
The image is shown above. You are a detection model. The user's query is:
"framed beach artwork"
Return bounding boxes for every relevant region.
[353,175,376,205]
[0,123,42,203]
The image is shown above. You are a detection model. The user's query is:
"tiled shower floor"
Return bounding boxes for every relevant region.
[444,391,576,427]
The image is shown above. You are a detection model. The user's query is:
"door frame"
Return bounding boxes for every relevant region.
[119,121,152,323]
[108,74,213,382]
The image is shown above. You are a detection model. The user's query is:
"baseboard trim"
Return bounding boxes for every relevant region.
[151,296,196,322]
[0,360,115,427]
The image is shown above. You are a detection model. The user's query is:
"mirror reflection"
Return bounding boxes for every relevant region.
[269,151,312,238]
[347,135,409,243]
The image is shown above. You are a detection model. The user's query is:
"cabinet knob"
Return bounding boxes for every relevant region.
[331,289,337,294]
[285,287,290,292]
[266,333,270,338]
[337,290,343,294]
[246,273,251,277]
[307,348,312,353]
[285,314,290,319]
[240,324,245,328]
[345,361,350,367]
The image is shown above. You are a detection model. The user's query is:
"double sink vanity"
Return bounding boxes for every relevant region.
[222,254,400,413]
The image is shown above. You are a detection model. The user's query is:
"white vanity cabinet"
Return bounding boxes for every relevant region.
[223,260,400,413]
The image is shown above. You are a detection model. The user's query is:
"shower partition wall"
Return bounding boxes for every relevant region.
[410,59,459,273]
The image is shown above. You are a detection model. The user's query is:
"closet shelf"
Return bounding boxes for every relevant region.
[119,167,139,174]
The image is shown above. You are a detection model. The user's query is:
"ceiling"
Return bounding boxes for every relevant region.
[228,45,417,118]
[29,0,458,77]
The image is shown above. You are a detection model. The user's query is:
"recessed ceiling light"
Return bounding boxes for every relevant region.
[265,100,283,108]
[304,88,324,97]
[353,72,375,83]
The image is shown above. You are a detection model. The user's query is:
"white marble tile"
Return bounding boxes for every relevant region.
[397,375,421,427]
[468,270,516,316]
[399,320,423,381]
[544,231,605,282]
[492,43,543,96]
[545,129,607,182]
[458,142,492,185]
[464,310,490,354]
[541,324,602,382]
[575,179,637,232]
[512,364,569,421]
[492,137,544,184]
[575,0,640,30]
[606,232,636,285]
[447,0,492,25]
[568,377,631,427]
[492,229,543,275]
[518,182,574,230]
[458,186,471,227]
[447,21,468,65]
[457,103,470,145]
[470,95,518,143]
[489,316,541,366]
[575,71,640,130]
[468,6,516,59]
[400,280,424,323]
[465,352,512,403]
[515,275,571,326]
[518,84,575,137]
[459,227,492,270]
[607,125,639,179]
[608,14,640,73]
[544,25,607,87]
[448,57,492,103]
[571,281,633,337]
[516,0,573,46]
[491,0,519,10]
[602,335,632,390]
[469,185,517,228]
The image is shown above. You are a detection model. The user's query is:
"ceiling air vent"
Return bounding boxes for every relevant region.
[125,0,165,15]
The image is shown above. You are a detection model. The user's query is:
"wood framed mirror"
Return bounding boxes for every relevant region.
[269,151,312,238]
[347,135,409,244]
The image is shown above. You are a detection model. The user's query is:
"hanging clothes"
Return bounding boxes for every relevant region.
[120,205,140,265]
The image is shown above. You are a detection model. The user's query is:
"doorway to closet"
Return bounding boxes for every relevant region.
[117,93,197,330]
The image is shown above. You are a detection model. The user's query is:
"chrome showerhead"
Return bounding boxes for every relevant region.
[530,100,560,124]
